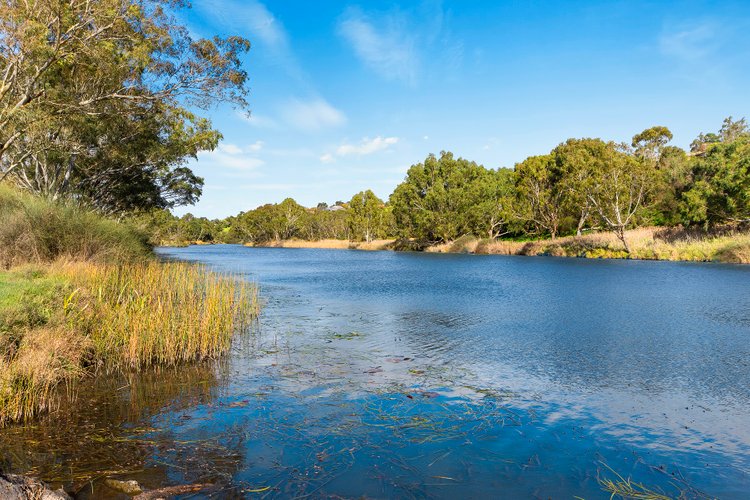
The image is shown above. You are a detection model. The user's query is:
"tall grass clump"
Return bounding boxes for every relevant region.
[0,267,89,425]
[0,184,150,268]
[0,263,258,424]
[62,261,258,370]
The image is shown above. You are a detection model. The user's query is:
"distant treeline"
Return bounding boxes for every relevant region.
[140,117,750,252]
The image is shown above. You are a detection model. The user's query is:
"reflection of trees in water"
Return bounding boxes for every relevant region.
[0,361,244,494]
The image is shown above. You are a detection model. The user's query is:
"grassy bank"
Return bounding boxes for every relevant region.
[246,238,394,251]
[426,227,750,263]
[239,227,750,264]
[0,187,259,425]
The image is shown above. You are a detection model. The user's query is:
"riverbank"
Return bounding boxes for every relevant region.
[236,227,750,264]
[246,238,394,251]
[0,261,257,426]
[0,187,258,426]
[430,227,750,263]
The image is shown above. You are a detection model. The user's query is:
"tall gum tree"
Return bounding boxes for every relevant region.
[586,143,654,253]
[513,154,565,239]
[0,0,250,213]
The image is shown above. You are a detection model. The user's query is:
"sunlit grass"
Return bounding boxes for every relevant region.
[429,227,750,263]
[63,261,258,370]
[598,463,672,500]
[0,262,258,425]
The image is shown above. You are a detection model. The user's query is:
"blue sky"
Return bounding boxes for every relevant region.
[176,0,750,219]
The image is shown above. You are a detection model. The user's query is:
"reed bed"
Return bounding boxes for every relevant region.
[0,262,258,425]
[62,261,258,370]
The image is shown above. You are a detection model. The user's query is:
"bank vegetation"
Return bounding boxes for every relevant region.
[0,187,257,425]
[144,118,750,264]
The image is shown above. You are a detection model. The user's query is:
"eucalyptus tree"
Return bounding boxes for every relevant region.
[513,154,566,239]
[631,126,673,162]
[682,137,750,225]
[348,190,386,242]
[0,0,250,213]
[467,168,516,239]
[552,138,615,236]
[390,151,487,242]
[585,143,654,252]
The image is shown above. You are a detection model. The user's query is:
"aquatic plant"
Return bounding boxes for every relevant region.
[63,261,258,369]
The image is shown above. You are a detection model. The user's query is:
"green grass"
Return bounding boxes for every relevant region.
[0,185,259,425]
[0,263,258,425]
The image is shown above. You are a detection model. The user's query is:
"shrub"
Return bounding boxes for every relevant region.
[0,185,151,268]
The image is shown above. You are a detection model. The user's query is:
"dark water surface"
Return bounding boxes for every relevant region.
[3,245,750,498]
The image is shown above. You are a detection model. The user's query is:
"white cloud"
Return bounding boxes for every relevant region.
[248,141,264,152]
[659,22,719,61]
[220,143,243,155]
[238,112,280,129]
[280,98,347,131]
[337,7,418,85]
[194,1,306,82]
[336,136,399,156]
[199,143,265,171]
[320,136,399,163]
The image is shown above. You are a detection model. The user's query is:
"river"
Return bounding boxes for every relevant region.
[2,245,750,498]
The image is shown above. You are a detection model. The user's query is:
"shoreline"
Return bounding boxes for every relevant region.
[229,227,750,264]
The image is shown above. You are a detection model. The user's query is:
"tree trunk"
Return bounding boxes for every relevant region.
[617,227,630,254]
[576,211,587,237]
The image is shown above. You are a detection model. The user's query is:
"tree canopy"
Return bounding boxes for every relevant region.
[0,0,250,214]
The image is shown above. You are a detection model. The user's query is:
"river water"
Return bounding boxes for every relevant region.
[2,245,750,498]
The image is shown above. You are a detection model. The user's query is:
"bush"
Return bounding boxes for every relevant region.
[0,185,151,268]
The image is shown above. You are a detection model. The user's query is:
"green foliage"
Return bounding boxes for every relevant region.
[0,0,250,215]
[348,190,388,242]
[513,154,566,238]
[389,151,491,242]
[682,137,750,225]
[235,198,308,242]
[136,116,750,252]
[632,126,673,161]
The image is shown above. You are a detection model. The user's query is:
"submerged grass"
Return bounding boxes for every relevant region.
[597,462,675,500]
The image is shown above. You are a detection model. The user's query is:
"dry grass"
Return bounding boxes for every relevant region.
[427,227,750,264]
[247,238,395,251]
[0,262,258,425]
[0,184,150,268]
[61,261,258,370]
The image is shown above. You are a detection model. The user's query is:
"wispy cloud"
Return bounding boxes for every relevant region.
[198,143,265,171]
[336,136,399,156]
[336,3,462,86]
[337,7,418,85]
[320,136,399,163]
[193,0,306,83]
[238,112,280,129]
[280,98,347,131]
[659,21,720,61]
